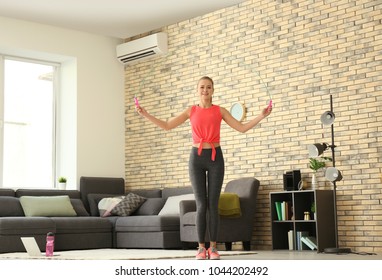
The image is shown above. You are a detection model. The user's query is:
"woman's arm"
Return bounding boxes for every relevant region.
[136,105,191,131]
[221,106,272,133]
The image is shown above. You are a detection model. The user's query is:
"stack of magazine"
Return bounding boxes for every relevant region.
[301,235,318,250]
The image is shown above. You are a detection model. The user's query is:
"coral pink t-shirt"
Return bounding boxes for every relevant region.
[190,105,222,161]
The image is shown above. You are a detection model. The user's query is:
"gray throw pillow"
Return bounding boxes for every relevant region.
[0,197,25,216]
[111,193,146,216]
[133,198,166,216]
[70,199,90,216]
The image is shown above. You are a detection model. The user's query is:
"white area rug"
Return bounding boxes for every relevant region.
[0,248,256,260]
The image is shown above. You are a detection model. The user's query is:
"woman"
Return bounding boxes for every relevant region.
[136,76,272,260]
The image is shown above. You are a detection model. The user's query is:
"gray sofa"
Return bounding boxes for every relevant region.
[0,187,113,253]
[81,176,194,249]
[0,176,259,254]
[0,176,193,253]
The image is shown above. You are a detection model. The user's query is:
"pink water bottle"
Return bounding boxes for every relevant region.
[45,232,55,257]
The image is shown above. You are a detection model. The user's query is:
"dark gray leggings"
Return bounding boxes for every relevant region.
[189,147,224,243]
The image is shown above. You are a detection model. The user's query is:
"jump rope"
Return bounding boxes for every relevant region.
[133,62,157,108]
[134,14,276,112]
[133,53,273,113]
[251,66,273,112]
[134,72,273,114]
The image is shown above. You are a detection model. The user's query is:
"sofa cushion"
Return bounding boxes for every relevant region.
[0,217,55,234]
[110,193,146,216]
[129,189,162,198]
[158,194,195,216]
[161,187,193,199]
[16,189,80,199]
[70,199,90,216]
[98,195,125,217]
[51,217,113,234]
[0,197,25,217]
[19,195,77,217]
[115,215,180,232]
[0,188,15,197]
[134,198,166,216]
[79,176,125,212]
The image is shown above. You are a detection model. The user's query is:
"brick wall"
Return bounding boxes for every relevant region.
[124,0,382,252]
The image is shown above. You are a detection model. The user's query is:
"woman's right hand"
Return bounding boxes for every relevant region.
[135,106,147,117]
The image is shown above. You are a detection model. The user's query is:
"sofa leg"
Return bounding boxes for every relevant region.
[243,241,251,251]
[225,242,232,251]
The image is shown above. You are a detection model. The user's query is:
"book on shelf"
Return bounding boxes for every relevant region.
[296,231,309,250]
[275,201,292,221]
[288,230,294,250]
[301,236,318,250]
[281,201,286,220]
[275,201,282,221]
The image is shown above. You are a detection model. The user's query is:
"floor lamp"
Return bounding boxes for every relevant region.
[308,94,351,254]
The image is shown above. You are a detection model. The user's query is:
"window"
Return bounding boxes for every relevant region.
[0,57,58,189]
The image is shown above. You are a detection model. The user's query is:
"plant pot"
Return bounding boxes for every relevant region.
[58,182,66,190]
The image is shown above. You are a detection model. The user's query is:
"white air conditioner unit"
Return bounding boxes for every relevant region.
[116,32,168,65]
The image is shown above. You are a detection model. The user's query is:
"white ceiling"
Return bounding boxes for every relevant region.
[0,0,245,39]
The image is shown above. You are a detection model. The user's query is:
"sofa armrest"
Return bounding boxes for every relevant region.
[179,200,196,216]
[225,177,259,198]
[224,177,260,219]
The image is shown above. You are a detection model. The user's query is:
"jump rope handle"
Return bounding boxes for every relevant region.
[134,96,140,107]
[267,100,273,111]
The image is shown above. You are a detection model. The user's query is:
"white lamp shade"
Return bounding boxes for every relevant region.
[308,143,328,158]
[325,167,343,182]
[320,111,335,126]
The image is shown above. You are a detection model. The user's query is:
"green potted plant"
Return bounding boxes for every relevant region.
[58,177,67,190]
[311,202,316,220]
[309,156,331,189]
